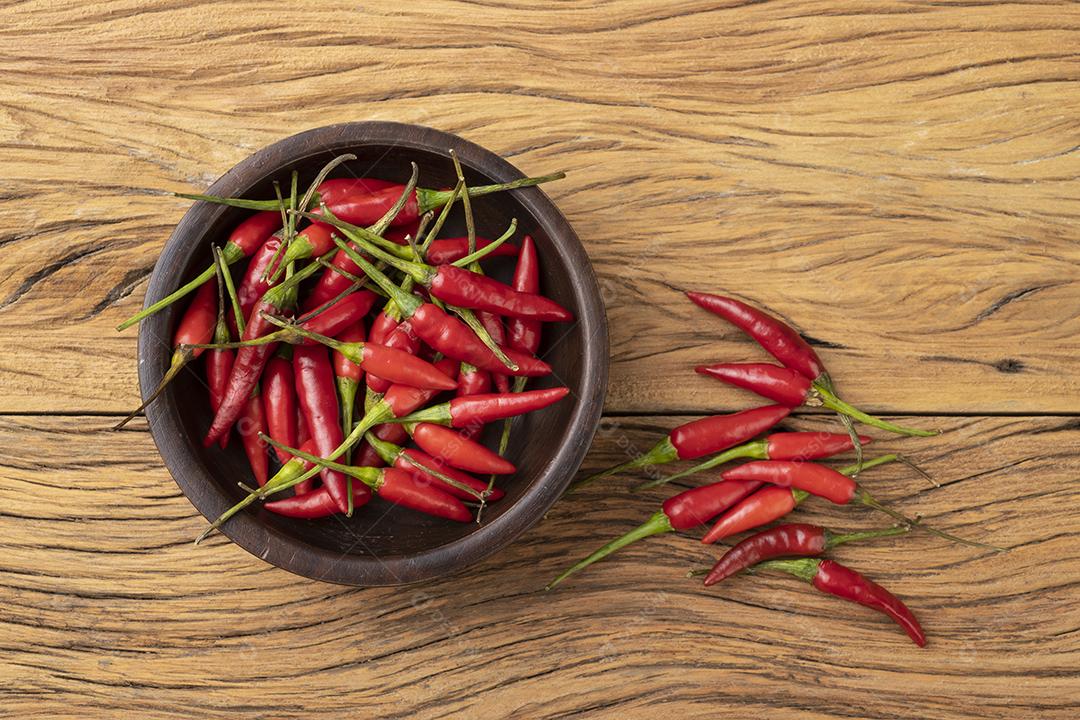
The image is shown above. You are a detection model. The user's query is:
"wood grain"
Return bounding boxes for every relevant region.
[0,1,1078,718]
[0,0,1076,414]
[1,414,1077,718]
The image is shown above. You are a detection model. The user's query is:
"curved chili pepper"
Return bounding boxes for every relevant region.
[696,362,936,437]
[367,357,461,452]
[573,404,790,490]
[333,321,365,460]
[202,261,325,446]
[407,422,516,474]
[425,237,518,265]
[546,479,760,589]
[640,431,871,490]
[722,460,857,505]
[390,387,569,428]
[703,523,909,586]
[363,433,504,502]
[686,292,824,381]
[238,386,269,486]
[293,344,358,512]
[118,211,281,330]
[262,351,298,464]
[755,558,927,647]
[264,440,373,519]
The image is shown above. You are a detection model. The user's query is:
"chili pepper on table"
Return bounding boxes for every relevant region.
[571,404,791,490]
[362,432,503,502]
[330,239,552,377]
[638,431,871,490]
[117,210,281,330]
[405,422,516,475]
[696,363,936,437]
[238,385,269,486]
[262,350,298,464]
[260,437,472,522]
[333,321,366,461]
[702,523,910,586]
[546,480,762,590]
[750,558,927,647]
[113,277,220,429]
[387,387,570,428]
[701,456,998,549]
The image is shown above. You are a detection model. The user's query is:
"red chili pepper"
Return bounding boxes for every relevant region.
[202,262,324,446]
[264,440,346,519]
[391,387,569,428]
[703,523,909,586]
[506,235,542,355]
[234,236,282,327]
[367,358,461,451]
[407,422,516,474]
[427,264,573,322]
[574,405,791,489]
[456,362,492,439]
[722,460,857,505]
[641,431,871,490]
[293,344,361,513]
[696,362,936,437]
[327,237,552,377]
[262,351,298,464]
[303,241,371,312]
[270,318,457,391]
[546,479,760,589]
[687,292,825,381]
[118,211,282,330]
[333,320,365,460]
[261,437,472,522]
[755,558,927,647]
[364,433,504,502]
[425,237,519,265]
[366,317,421,394]
[238,386,269,486]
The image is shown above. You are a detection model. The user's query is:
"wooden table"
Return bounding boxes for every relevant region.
[2,2,1077,717]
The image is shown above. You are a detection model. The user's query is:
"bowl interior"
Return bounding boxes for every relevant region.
[140,124,606,584]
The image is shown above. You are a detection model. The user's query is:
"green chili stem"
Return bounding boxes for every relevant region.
[811,383,939,437]
[546,511,674,590]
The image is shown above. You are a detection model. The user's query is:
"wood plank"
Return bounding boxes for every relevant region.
[1,414,1076,718]
[0,1,1077,414]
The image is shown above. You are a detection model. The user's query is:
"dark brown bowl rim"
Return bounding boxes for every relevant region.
[138,122,608,586]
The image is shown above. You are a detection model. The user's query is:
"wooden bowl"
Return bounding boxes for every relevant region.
[138,122,608,585]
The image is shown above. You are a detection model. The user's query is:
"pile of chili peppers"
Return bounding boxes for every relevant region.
[118,153,572,538]
[550,293,1002,648]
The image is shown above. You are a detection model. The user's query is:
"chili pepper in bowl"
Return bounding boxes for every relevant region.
[697,363,936,437]
[333,320,366,459]
[259,437,472,522]
[571,404,791,490]
[638,431,871,491]
[702,523,909,586]
[361,432,502,502]
[425,237,518,265]
[262,350,298,464]
[293,344,354,506]
[238,385,269,486]
[750,558,927,647]
[387,387,570,428]
[546,480,761,590]
[405,422,516,475]
[117,211,281,330]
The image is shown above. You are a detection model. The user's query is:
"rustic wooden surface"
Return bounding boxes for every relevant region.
[1,1,1077,718]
